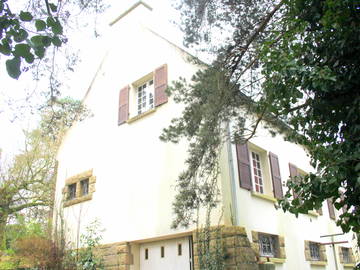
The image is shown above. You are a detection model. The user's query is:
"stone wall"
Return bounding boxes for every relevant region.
[96,242,132,270]
[192,225,258,270]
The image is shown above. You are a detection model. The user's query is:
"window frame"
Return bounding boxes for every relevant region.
[309,242,321,261]
[63,170,96,207]
[258,233,278,257]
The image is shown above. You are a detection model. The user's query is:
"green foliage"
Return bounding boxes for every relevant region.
[0,0,65,79]
[76,220,104,270]
[166,0,360,232]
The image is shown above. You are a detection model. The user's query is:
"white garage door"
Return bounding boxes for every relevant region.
[140,237,193,270]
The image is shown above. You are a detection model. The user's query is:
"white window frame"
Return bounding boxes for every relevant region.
[136,79,154,115]
[250,150,265,194]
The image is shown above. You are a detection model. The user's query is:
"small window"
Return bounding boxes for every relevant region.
[137,79,154,115]
[160,246,165,258]
[342,247,351,263]
[309,242,320,261]
[250,151,264,193]
[178,243,182,256]
[259,234,278,257]
[80,178,89,196]
[145,248,149,260]
[68,183,76,200]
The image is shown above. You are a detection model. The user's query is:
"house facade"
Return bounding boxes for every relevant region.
[54,2,357,270]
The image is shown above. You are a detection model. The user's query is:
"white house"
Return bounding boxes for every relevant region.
[54,2,357,270]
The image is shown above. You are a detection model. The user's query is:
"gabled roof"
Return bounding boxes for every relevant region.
[109,1,152,26]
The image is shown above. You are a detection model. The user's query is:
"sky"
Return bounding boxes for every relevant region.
[0,0,185,159]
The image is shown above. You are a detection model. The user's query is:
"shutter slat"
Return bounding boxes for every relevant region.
[327,198,336,220]
[269,152,283,199]
[289,163,299,198]
[118,86,129,125]
[154,64,168,106]
[236,143,252,190]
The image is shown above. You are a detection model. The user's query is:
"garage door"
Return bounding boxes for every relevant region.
[140,236,193,270]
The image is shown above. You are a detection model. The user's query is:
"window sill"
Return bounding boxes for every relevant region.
[309,261,327,266]
[251,192,277,203]
[259,257,285,264]
[127,108,156,124]
[64,194,92,207]
[343,263,355,268]
[307,211,319,217]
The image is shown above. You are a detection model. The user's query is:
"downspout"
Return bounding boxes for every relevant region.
[226,123,239,226]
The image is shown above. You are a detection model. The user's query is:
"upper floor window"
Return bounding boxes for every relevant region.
[118,64,168,125]
[236,142,283,199]
[137,79,154,115]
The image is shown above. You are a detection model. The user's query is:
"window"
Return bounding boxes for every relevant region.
[309,242,320,261]
[252,231,286,261]
[236,143,283,199]
[160,246,165,258]
[304,240,327,262]
[63,169,96,207]
[178,243,182,256]
[145,248,149,260]
[250,151,264,193]
[259,233,278,257]
[80,178,89,196]
[340,247,354,264]
[137,79,154,115]
[118,64,168,125]
[67,183,76,200]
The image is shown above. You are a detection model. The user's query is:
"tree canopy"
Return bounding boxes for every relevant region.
[163,0,360,232]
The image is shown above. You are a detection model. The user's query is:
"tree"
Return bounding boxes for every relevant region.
[0,0,105,80]
[0,97,90,249]
[162,0,360,232]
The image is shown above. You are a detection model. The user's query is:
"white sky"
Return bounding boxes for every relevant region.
[0,0,185,159]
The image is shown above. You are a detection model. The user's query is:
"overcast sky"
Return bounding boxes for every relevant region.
[0,0,184,158]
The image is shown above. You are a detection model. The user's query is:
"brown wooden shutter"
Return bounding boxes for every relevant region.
[289,163,299,198]
[118,86,129,125]
[236,143,252,190]
[154,64,168,106]
[269,152,283,199]
[327,198,336,220]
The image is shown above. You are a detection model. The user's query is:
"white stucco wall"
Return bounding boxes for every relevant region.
[54,4,223,246]
[53,3,355,270]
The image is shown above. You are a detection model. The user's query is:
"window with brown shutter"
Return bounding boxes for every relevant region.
[269,152,283,199]
[327,198,336,220]
[236,143,252,190]
[154,64,168,106]
[118,85,130,125]
[289,163,300,198]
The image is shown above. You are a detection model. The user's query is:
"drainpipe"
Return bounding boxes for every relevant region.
[226,123,239,226]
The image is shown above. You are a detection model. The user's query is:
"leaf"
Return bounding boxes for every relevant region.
[24,54,35,64]
[35,20,47,31]
[13,29,28,43]
[13,44,31,58]
[6,57,21,79]
[49,3,57,12]
[42,36,52,47]
[0,42,11,56]
[34,47,45,59]
[52,36,62,47]
[30,35,44,47]
[47,17,63,35]
[19,11,33,22]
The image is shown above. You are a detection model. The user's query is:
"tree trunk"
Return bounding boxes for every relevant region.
[0,213,8,250]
